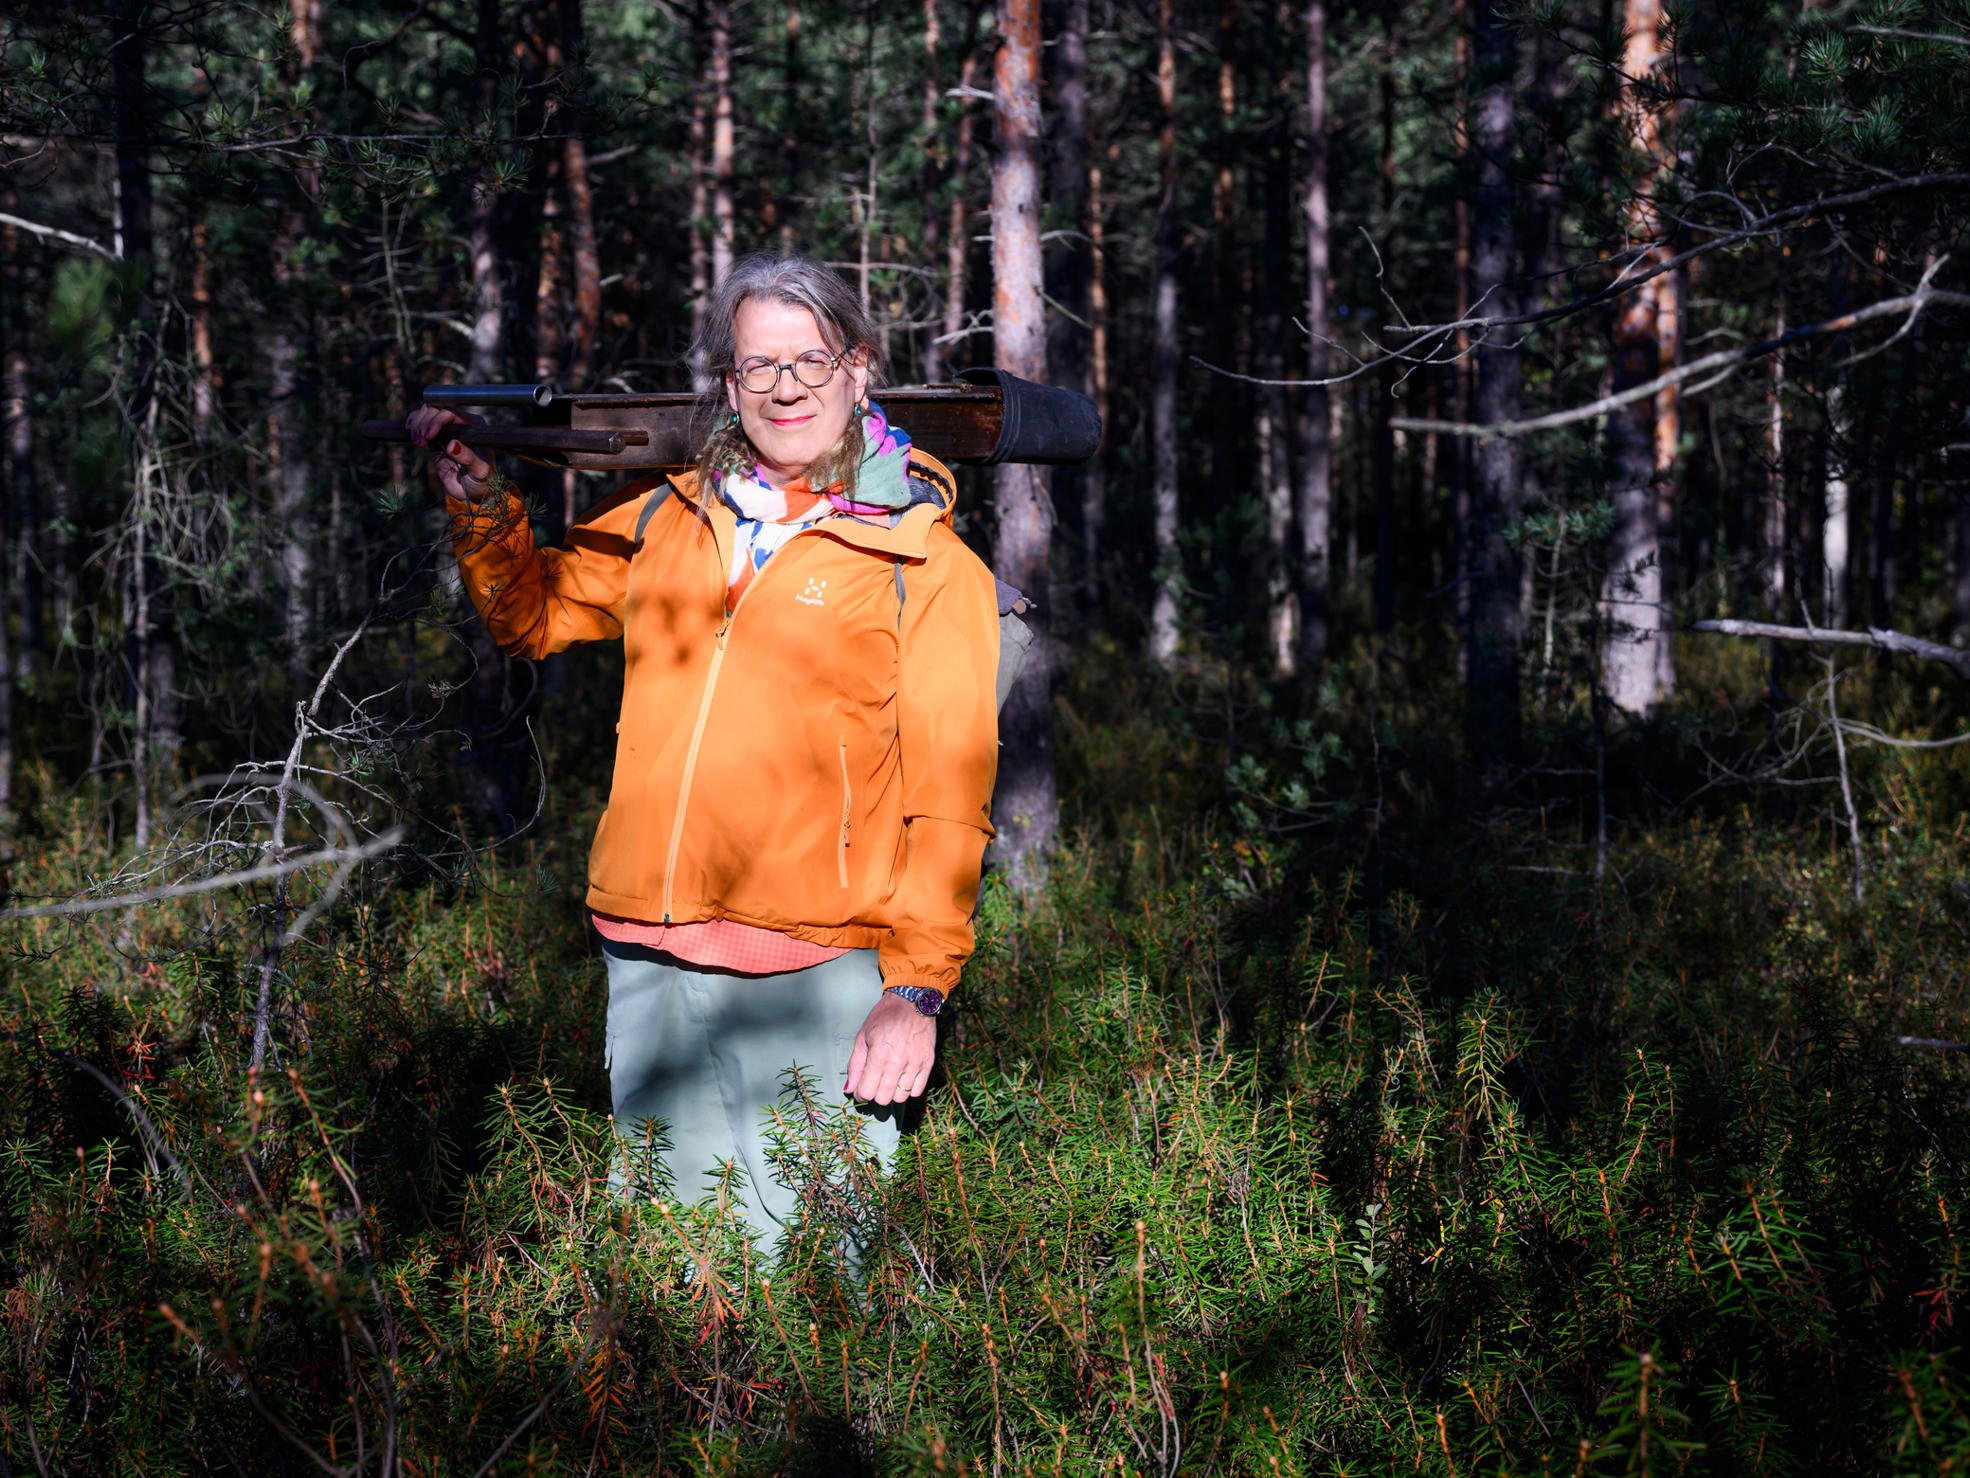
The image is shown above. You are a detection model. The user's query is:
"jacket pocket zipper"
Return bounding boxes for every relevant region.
[836,740,852,888]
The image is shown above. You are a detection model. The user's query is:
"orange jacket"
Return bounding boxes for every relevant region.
[447,450,1000,1002]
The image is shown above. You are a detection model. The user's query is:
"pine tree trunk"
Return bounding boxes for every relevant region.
[468,0,508,383]
[1149,0,1181,667]
[709,0,736,288]
[942,0,985,371]
[921,0,945,381]
[561,0,601,397]
[1764,291,1788,617]
[1822,382,1851,627]
[990,0,1056,892]
[780,0,801,253]
[1044,0,1091,583]
[688,2,711,364]
[2,194,38,676]
[1370,3,1396,635]
[1085,154,1110,599]
[1600,0,1671,716]
[1465,0,1524,765]
[1262,39,1297,673]
[1296,0,1332,670]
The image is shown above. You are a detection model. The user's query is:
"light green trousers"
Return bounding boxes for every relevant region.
[601,939,904,1263]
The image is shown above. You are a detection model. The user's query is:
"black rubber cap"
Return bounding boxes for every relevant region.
[956,367,1103,466]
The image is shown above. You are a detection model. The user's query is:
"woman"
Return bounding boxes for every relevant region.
[408,254,1000,1258]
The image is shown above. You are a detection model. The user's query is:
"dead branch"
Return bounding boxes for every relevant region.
[0,209,117,259]
[1391,276,1969,440]
[1689,618,1970,682]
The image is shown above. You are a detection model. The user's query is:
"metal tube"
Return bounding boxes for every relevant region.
[420,383,556,408]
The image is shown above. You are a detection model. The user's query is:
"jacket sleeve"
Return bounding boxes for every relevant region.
[446,478,658,659]
[882,522,1001,1003]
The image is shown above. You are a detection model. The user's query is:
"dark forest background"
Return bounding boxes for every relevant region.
[1,0,1969,1473]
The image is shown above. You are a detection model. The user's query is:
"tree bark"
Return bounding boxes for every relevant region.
[780,0,801,253]
[1600,0,1672,716]
[2,192,39,678]
[561,0,602,398]
[1262,31,1297,673]
[468,0,508,384]
[1465,0,1524,765]
[709,0,736,288]
[114,0,179,829]
[688,2,712,364]
[941,0,985,372]
[921,0,946,380]
[1764,288,1788,616]
[1296,0,1332,670]
[990,0,1056,892]
[1084,152,1111,602]
[1370,0,1396,635]
[1149,0,1182,668]
[1044,0,1091,587]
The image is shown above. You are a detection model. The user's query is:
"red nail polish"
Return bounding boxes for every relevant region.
[447,440,463,457]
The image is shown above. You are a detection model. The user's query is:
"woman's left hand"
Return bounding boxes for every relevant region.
[845,994,937,1105]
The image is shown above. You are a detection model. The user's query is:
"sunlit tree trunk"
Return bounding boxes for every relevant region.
[1600,0,1673,715]
[1044,0,1090,572]
[1149,0,1181,667]
[1297,0,1332,670]
[1822,385,1851,627]
[1466,0,1523,765]
[561,0,601,395]
[991,0,1056,891]
[710,0,735,288]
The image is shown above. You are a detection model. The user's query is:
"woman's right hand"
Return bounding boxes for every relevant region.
[407,405,498,503]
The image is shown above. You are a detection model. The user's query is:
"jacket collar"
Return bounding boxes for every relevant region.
[666,448,958,562]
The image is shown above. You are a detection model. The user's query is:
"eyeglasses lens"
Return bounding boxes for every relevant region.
[736,353,840,393]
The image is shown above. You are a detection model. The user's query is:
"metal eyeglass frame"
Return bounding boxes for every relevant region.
[731,348,850,395]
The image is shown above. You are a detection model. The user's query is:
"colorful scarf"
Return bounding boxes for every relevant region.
[713,401,917,609]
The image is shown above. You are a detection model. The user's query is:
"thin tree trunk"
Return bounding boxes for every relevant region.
[1263,35,1297,673]
[2,193,38,677]
[710,0,735,288]
[1149,0,1181,668]
[1763,288,1788,617]
[1600,0,1671,716]
[688,3,712,364]
[1952,484,1970,645]
[780,0,801,253]
[921,0,946,380]
[1655,260,1680,695]
[990,0,1056,892]
[115,0,179,827]
[1370,0,1396,635]
[1084,153,1110,601]
[467,0,508,384]
[1297,0,1332,670]
[1044,0,1091,586]
[1451,0,1473,666]
[562,0,602,443]
[942,0,985,368]
[1466,0,1524,764]
[1210,2,1240,496]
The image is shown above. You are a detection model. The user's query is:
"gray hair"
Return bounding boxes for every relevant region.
[689,254,888,494]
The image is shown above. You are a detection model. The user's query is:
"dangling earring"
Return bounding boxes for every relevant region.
[852,398,868,419]
[727,409,741,428]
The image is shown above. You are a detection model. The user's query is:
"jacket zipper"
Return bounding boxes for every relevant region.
[658,531,810,922]
[836,740,852,888]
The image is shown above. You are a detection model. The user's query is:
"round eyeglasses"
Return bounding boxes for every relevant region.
[732,348,847,394]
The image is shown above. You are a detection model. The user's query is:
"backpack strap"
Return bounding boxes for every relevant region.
[632,484,674,546]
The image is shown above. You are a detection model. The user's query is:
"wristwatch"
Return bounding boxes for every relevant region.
[884,984,944,1017]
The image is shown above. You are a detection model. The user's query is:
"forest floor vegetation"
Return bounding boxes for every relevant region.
[3,635,1969,1475]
